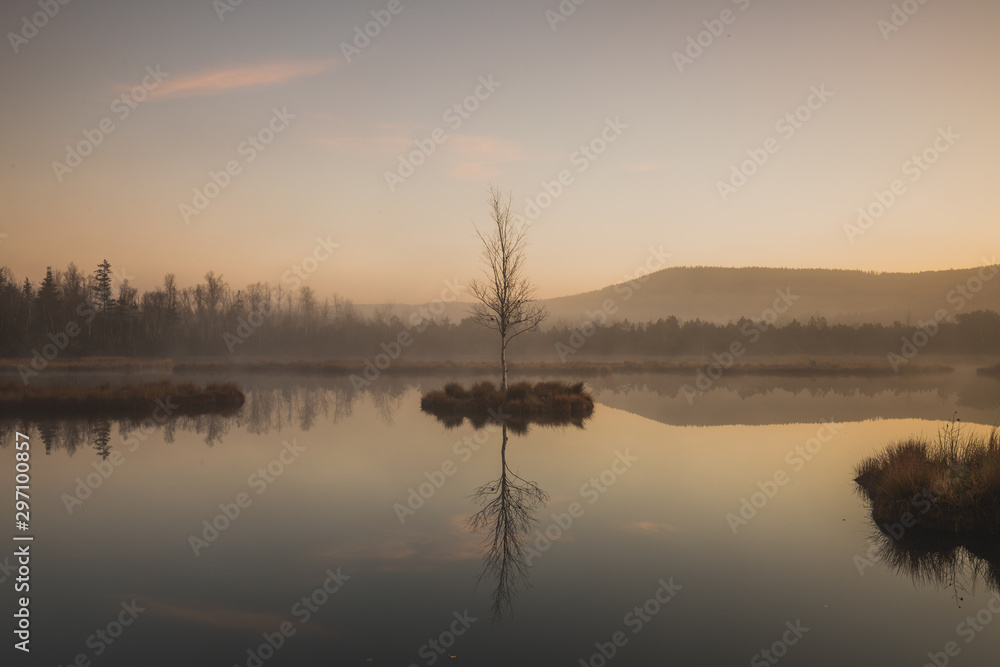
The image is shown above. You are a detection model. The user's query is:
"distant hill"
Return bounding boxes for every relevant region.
[358,265,1000,327]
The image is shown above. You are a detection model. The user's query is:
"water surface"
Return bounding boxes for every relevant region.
[3,369,1000,665]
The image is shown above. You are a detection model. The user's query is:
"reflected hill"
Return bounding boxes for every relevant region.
[589,366,1000,426]
[4,369,999,457]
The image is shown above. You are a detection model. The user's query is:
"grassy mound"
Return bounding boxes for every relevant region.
[0,380,245,418]
[420,380,594,432]
[854,422,1000,534]
[978,363,1000,378]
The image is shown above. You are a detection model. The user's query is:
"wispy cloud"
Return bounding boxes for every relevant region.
[309,519,481,572]
[449,135,529,180]
[312,118,532,179]
[149,59,335,100]
[620,160,674,174]
[140,597,337,637]
[622,520,679,535]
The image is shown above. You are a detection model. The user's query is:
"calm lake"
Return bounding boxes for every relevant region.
[4,366,1000,665]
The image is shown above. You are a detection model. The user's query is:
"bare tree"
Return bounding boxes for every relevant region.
[468,186,547,391]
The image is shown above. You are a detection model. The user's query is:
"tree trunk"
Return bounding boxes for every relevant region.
[500,335,507,392]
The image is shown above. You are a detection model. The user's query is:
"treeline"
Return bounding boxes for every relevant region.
[2,263,1000,361]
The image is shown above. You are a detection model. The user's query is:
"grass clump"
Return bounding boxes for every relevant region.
[854,418,1000,534]
[0,357,173,374]
[420,380,594,432]
[978,363,1000,378]
[0,380,245,418]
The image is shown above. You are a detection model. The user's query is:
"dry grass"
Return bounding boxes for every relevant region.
[978,363,1000,378]
[0,357,172,373]
[171,358,953,377]
[0,380,245,418]
[854,420,1000,534]
[420,380,595,432]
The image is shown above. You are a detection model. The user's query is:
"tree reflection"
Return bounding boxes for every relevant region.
[0,377,383,455]
[468,422,548,622]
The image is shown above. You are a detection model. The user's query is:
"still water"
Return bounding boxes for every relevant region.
[3,367,1000,665]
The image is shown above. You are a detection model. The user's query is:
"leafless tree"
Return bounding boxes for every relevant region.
[468,424,548,622]
[468,186,547,391]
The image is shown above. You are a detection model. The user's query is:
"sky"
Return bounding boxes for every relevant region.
[1,0,998,303]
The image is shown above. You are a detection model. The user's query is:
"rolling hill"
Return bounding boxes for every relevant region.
[359,265,1000,327]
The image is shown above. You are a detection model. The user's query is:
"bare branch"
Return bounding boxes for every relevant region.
[467,186,548,389]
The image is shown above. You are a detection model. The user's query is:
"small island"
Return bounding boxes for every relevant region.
[0,380,245,418]
[854,422,1000,535]
[421,380,594,432]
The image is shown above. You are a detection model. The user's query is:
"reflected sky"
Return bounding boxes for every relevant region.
[1,371,1000,664]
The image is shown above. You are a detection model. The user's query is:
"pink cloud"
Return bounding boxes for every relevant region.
[622,520,679,535]
[148,60,336,99]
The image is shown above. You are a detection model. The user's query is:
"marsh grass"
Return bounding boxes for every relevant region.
[978,363,1000,378]
[172,358,952,377]
[854,418,1000,534]
[420,380,594,432]
[0,380,245,418]
[0,357,172,373]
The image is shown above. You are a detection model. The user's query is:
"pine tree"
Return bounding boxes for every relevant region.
[35,267,62,333]
[93,259,113,312]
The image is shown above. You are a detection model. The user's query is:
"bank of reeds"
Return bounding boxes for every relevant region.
[978,363,1000,378]
[0,357,172,374]
[171,358,952,377]
[854,420,1000,534]
[0,380,244,418]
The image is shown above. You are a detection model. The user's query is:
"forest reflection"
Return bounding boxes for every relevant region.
[1,368,998,456]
